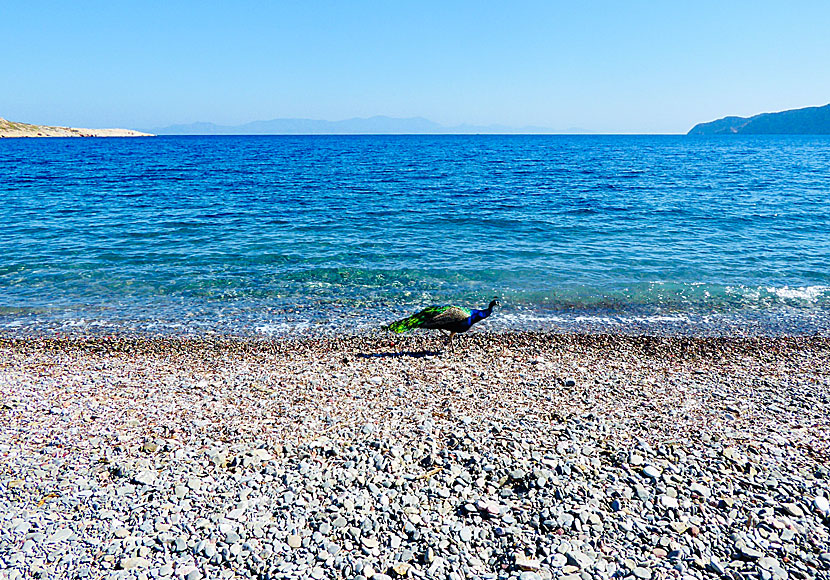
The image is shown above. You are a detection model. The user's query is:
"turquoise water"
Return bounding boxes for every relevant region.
[1,135,829,336]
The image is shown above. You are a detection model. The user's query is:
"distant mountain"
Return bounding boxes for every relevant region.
[688,104,830,135]
[153,115,577,135]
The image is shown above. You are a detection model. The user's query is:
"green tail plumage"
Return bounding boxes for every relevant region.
[383,306,450,333]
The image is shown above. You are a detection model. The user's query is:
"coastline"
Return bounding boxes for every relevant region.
[2,332,829,579]
[0,117,152,138]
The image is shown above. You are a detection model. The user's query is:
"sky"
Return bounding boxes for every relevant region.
[3,1,830,134]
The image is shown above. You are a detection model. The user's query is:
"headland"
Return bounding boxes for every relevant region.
[0,117,153,138]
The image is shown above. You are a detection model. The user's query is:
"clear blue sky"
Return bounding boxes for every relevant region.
[3,1,829,133]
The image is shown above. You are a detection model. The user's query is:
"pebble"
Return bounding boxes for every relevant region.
[659,494,678,508]
[119,557,150,570]
[515,553,542,570]
[781,502,804,517]
[813,495,830,515]
[642,465,661,479]
[458,527,473,542]
[45,528,73,543]
[738,545,764,560]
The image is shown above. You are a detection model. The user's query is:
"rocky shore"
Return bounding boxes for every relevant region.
[0,117,152,138]
[1,333,829,580]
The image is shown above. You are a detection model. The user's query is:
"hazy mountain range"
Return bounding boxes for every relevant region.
[688,104,830,135]
[152,116,588,135]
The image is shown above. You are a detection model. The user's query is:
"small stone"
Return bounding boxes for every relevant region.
[781,503,803,517]
[204,542,216,557]
[287,534,302,548]
[119,557,150,570]
[690,483,711,497]
[362,536,379,549]
[659,494,678,509]
[643,465,661,479]
[459,527,473,542]
[391,562,411,576]
[510,469,526,480]
[333,516,348,528]
[758,557,780,570]
[477,499,501,516]
[515,553,542,570]
[519,573,542,580]
[565,550,592,569]
[252,448,272,461]
[632,567,652,580]
[133,470,157,486]
[46,528,73,544]
[140,441,158,453]
[813,495,830,515]
[738,545,763,560]
[669,521,688,534]
[629,453,644,466]
[706,557,726,575]
[634,484,649,501]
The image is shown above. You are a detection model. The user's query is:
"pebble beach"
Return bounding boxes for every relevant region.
[2,332,830,580]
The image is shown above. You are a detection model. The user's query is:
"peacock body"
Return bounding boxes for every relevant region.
[384,299,499,349]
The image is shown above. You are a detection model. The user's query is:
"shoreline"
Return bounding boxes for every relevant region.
[2,332,829,579]
[0,117,152,138]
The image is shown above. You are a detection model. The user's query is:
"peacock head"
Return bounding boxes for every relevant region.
[488,298,500,310]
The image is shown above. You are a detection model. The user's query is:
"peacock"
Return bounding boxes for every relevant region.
[384,298,499,350]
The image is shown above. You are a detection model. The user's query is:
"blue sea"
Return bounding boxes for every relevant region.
[1,135,829,337]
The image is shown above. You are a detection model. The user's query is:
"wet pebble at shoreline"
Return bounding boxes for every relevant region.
[1,333,830,580]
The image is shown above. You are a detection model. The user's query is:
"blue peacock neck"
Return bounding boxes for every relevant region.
[465,307,492,328]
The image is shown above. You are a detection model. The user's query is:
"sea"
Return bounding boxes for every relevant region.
[1,135,829,337]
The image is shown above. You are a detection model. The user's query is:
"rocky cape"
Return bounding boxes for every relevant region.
[0,117,153,138]
[688,104,830,135]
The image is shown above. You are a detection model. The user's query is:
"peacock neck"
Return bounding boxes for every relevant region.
[467,307,491,326]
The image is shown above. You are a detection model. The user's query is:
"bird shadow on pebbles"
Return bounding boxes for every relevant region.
[356,349,443,358]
